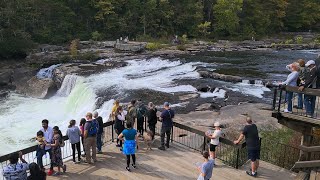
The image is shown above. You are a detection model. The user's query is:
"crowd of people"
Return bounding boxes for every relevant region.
[281,59,320,117]
[2,100,174,179]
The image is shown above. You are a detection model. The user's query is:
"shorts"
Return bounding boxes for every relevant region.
[209,144,217,152]
[247,149,260,161]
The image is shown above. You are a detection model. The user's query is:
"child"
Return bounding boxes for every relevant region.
[206,122,223,163]
[79,118,86,157]
[36,131,46,170]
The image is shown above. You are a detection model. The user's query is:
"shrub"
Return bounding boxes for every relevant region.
[78,51,99,61]
[284,39,294,44]
[181,34,188,44]
[69,39,79,59]
[91,31,103,41]
[295,36,303,44]
[177,44,186,51]
[146,42,164,51]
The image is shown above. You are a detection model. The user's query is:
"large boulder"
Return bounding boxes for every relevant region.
[15,77,57,99]
[0,69,13,86]
[198,71,242,83]
[115,42,146,52]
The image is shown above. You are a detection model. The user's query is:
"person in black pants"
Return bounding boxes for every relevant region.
[136,100,147,136]
[66,120,81,163]
[147,102,157,140]
[114,106,126,149]
[158,102,174,150]
[118,121,138,172]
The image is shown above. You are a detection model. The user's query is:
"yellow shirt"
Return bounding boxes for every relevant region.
[36,136,46,145]
[111,104,119,120]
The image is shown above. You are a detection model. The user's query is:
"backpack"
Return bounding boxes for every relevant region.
[137,105,147,119]
[88,120,98,136]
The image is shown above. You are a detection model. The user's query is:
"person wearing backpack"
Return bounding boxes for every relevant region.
[126,100,137,126]
[84,112,98,164]
[136,100,147,136]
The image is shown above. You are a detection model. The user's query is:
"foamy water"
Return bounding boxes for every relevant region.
[0,57,271,155]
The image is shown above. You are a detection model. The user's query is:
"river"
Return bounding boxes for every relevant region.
[0,49,319,155]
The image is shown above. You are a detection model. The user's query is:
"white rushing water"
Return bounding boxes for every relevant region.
[0,57,199,155]
[36,64,61,79]
[0,57,271,155]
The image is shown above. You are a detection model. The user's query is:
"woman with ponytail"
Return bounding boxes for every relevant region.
[66,120,81,163]
[46,126,66,176]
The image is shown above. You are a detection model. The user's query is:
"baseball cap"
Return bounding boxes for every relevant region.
[164,102,170,106]
[214,122,220,127]
[305,60,315,67]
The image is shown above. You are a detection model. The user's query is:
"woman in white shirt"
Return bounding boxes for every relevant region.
[281,63,299,113]
[206,122,223,163]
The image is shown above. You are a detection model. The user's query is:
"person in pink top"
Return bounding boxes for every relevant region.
[79,118,86,157]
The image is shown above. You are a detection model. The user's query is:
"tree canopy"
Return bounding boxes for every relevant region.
[1,0,320,58]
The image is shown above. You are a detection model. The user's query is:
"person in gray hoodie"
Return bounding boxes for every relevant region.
[66,120,81,163]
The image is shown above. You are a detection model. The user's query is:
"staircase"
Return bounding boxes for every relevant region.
[293,145,320,180]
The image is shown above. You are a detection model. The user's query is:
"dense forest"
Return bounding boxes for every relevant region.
[1,0,320,58]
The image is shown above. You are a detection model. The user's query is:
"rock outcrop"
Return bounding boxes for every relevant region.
[115,42,146,52]
[198,71,242,83]
[15,77,57,99]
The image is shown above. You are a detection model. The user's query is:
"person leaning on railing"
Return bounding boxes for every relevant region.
[234,116,260,177]
[298,60,318,117]
[280,62,299,113]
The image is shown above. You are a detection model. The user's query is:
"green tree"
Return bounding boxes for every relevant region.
[198,21,212,37]
[213,0,243,36]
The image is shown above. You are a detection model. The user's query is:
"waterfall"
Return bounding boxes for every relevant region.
[241,80,250,84]
[56,75,79,96]
[254,80,264,85]
[36,64,61,79]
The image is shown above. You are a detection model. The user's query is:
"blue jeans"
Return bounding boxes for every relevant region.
[37,148,53,170]
[286,92,293,112]
[297,93,303,109]
[96,133,103,152]
[304,95,316,116]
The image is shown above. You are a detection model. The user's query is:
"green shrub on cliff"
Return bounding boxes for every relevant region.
[69,39,79,59]
[146,43,165,51]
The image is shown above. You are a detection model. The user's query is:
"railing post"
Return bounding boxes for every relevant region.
[171,126,174,143]
[236,147,240,169]
[202,136,206,152]
[145,116,147,131]
[277,89,283,113]
[111,123,114,142]
[272,88,278,110]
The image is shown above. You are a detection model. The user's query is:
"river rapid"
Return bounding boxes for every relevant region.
[0,49,319,155]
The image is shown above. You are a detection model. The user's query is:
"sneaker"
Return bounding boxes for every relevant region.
[84,160,92,164]
[81,154,86,157]
[158,146,165,151]
[116,144,121,147]
[47,169,54,176]
[93,159,98,163]
[165,144,169,148]
[126,167,131,172]
[97,151,103,154]
[283,109,292,113]
[246,171,257,177]
[62,165,67,173]
[132,164,136,169]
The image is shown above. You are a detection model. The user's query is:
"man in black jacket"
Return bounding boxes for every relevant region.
[298,60,317,117]
[93,111,104,154]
